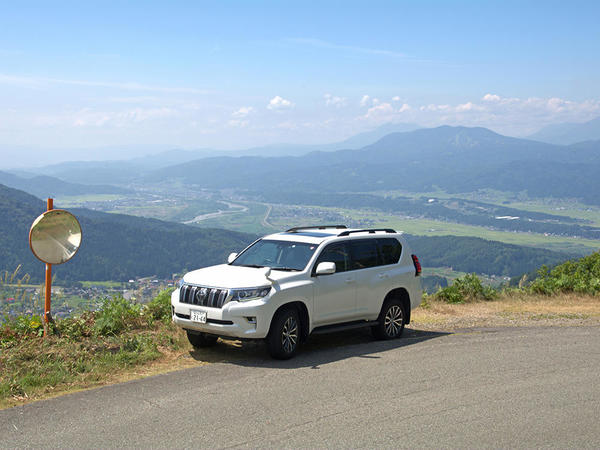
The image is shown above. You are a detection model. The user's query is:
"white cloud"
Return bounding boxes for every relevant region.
[392,96,402,102]
[364,102,412,119]
[267,95,294,110]
[455,102,483,112]
[324,93,347,107]
[364,103,393,120]
[360,95,371,107]
[232,106,255,118]
[482,93,501,102]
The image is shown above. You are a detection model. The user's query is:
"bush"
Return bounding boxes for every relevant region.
[145,288,174,325]
[528,252,600,296]
[0,314,44,341]
[434,273,498,304]
[56,312,95,339]
[94,296,143,336]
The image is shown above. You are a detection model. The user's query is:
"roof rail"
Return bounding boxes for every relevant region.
[286,225,347,233]
[337,228,396,237]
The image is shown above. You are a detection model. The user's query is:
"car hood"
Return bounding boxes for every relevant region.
[182,264,298,288]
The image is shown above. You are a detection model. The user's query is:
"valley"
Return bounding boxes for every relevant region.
[2,124,600,311]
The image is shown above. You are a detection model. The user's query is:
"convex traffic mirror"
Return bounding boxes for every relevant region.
[29,209,82,265]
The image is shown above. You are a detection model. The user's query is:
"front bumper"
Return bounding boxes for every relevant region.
[171,289,272,339]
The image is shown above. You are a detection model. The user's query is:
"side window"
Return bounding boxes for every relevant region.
[349,239,379,270]
[314,243,349,273]
[378,238,402,265]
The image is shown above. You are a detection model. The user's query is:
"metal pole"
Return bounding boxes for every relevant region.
[43,198,53,337]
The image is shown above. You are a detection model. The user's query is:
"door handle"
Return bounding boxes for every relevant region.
[378,274,389,279]
[345,278,355,283]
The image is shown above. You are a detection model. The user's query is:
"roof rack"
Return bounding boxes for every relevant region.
[337,228,396,237]
[286,225,347,233]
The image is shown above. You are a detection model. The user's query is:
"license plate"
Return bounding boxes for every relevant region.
[190,310,207,323]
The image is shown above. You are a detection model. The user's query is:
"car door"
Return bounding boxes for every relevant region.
[349,239,387,319]
[312,242,356,326]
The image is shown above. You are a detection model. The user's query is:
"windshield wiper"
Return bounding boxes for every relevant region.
[271,267,300,272]
[239,264,265,268]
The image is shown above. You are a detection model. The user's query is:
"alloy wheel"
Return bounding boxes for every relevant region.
[281,316,298,353]
[384,305,403,337]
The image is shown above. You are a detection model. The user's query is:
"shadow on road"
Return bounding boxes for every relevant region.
[188,327,450,369]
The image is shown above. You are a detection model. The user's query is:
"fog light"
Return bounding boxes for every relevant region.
[246,316,256,324]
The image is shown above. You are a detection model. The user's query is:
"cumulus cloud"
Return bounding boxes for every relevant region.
[360,95,371,107]
[482,93,501,102]
[267,95,294,110]
[232,106,255,118]
[363,102,411,121]
[392,96,402,102]
[324,93,347,107]
[411,94,600,135]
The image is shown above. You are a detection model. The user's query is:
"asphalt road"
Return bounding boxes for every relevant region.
[2,326,599,448]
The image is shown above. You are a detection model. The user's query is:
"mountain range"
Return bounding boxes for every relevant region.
[148,125,600,205]
[528,116,600,145]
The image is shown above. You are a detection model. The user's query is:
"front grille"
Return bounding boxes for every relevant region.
[179,285,230,308]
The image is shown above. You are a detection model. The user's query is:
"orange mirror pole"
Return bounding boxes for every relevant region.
[43,198,53,337]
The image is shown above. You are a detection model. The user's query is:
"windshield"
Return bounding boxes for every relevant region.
[231,239,318,271]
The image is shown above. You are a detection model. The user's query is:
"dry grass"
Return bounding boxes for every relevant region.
[411,293,600,330]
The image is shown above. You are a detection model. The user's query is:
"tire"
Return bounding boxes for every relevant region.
[186,330,218,348]
[372,299,405,340]
[266,307,301,360]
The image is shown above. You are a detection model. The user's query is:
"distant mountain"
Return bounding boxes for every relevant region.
[0,184,255,282]
[0,171,131,198]
[149,125,600,204]
[528,117,600,145]
[27,123,420,184]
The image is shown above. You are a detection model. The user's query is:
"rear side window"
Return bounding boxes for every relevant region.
[378,238,402,265]
[314,243,350,273]
[349,240,379,270]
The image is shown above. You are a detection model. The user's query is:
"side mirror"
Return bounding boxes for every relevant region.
[315,261,336,275]
[227,252,238,263]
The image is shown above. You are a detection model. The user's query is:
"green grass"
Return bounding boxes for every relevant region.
[0,290,186,408]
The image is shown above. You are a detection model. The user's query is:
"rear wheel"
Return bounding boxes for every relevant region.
[266,307,300,359]
[186,330,218,348]
[372,299,405,340]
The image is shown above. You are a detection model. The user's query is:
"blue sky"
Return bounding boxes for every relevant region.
[1,0,599,164]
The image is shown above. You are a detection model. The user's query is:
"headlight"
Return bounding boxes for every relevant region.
[230,286,271,302]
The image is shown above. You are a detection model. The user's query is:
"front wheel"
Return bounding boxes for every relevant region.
[266,307,300,359]
[372,299,405,340]
[186,330,218,348]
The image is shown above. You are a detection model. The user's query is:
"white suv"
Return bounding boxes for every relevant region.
[171,225,422,359]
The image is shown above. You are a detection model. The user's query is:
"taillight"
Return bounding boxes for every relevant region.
[411,254,421,276]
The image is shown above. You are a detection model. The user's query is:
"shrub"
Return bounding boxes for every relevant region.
[434,273,498,304]
[528,252,600,296]
[145,288,174,325]
[94,296,143,336]
[56,312,95,339]
[0,314,44,341]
